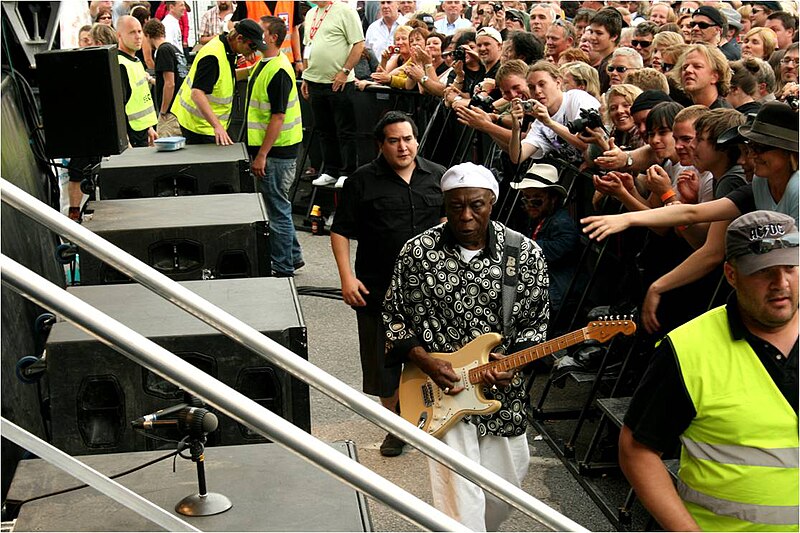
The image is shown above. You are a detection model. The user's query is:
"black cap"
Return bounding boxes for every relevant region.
[630,90,673,114]
[717,113,756,146]
[414,12,435,30]
[235,19,267,52]
[752,1,782,12]
[693,5,725,27]
[505,8,524,23]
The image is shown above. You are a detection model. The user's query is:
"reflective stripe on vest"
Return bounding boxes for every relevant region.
[668,306,799,531]
[245,53,302,148]
[118,54,157,131]
[170,37,233,136]
[678,480,799,526]
[681,436,800,468]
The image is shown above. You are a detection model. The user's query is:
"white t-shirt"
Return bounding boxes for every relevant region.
[163,13,182,50]
[521,89,601,163]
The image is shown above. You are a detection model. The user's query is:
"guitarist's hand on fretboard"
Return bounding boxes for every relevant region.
[480,352,515,389]
[408,346,464,395]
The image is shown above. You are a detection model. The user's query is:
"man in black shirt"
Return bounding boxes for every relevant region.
[330,112,445,457]
[143,18,188,138]
[619,210,798,531]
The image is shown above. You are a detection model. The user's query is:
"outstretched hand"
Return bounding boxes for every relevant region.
[581,213,631,241]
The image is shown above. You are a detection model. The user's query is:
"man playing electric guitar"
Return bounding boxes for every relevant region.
[383,162,550,531]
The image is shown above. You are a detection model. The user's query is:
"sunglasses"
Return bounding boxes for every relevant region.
[690,21,717,29]
[745,140,778,154]
[751,7,767,14]
[607,65,633,73]
[749,234,799,255]
[631,40,652,48]
[662,62,674,72]
[521,197,545,208]
[244,39,259,51]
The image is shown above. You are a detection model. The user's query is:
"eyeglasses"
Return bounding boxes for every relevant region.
[631,40,652,48]
[520,197,545,208]
[661,62,674,72]
[607,65,634,73]
[749,234,799,255]
[781,57,799,66]
[690,21,717,29]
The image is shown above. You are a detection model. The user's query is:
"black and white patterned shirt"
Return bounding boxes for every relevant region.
[383,221,549,437]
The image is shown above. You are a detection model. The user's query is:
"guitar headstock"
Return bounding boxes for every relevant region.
[585,315,637,343]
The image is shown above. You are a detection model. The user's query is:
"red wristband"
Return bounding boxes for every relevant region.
[660,190,676,203]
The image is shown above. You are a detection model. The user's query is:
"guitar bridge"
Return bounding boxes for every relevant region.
[421,382,434,407]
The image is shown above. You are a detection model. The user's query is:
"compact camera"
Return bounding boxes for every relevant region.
[470,93,495,113]
[390,46,401,54]
[491,2,504,12]
[444,48,467,62]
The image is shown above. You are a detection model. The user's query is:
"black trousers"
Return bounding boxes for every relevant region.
[306,80,358,177]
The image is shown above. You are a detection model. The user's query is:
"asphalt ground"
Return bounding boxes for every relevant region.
[293,228,616,532]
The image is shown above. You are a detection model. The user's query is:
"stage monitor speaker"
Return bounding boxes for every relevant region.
[46,278,310,456]
[35,45,127,159]
[98,143,253,199]
[78,193,270,284]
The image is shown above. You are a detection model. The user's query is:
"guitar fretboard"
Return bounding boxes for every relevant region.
[467,328,588,384]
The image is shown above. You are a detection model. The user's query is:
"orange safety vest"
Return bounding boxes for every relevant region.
[246,1,297,62]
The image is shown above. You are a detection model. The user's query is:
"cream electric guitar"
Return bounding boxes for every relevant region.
[399,318,636,438]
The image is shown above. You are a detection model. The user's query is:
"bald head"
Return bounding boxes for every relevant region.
[116,15,143,54]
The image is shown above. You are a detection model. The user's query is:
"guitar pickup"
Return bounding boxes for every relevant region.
[421,382,434,407]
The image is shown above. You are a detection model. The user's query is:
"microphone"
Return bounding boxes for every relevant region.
[131,405,218,435]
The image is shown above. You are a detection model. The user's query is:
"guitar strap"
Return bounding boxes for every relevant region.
[501,227,524,336]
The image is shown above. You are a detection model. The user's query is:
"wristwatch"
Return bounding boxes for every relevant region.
[341,67,351,74]
[420,75,429,84]
[625,152,633,168]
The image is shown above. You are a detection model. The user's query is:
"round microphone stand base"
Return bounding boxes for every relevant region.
[176,492,233,517]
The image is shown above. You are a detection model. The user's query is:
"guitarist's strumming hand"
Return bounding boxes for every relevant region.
[408,346,464,395]
[481,352,515,389]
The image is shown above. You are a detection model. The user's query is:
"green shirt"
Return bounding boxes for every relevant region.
[302,2,364,84]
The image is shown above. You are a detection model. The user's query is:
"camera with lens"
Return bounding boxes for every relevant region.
[491,2,503,12]
[390,45,401,54]
[567,108,605,134]
[785,94,799,112]
[449,47,466,62]
[520,100,536,112]
[470,93,495,113]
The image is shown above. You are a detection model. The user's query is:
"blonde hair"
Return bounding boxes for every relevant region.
[674,44,732,96]
[605,84,643,123]
[558,61,601,99]
[650,2,677,23]
[394,25,413,40]
[625,68,669,93]
[673,104,710,126]
[652,31,683,51]
[743,27,778,61]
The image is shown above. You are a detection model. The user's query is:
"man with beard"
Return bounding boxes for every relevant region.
[199,0,235,45]
[620,210,799,532]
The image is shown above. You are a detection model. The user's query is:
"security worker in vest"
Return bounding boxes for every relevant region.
[245,15,304,277]
[116,15,157,147]
[172,19,266,145]
[620,210,799,532]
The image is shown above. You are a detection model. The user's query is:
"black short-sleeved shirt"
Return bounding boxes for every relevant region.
[118,50,150,146]
[154,41,187,112]
[247,57,298,159]
[713,164,747,200]
[709,96,733,110]
[192,34,237,94]
[330,155,446,309]
[726,182,755,216]
[736,100,762,116]
[624,294,799,454]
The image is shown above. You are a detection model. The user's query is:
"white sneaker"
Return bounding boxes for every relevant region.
[335,175,348,188]
[311,173,337,187]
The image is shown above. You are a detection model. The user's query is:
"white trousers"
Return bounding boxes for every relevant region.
[428,422,530,531]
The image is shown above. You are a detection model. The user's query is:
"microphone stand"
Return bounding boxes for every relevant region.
[175,432,232,517]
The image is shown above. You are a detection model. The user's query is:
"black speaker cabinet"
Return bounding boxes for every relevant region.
[46,278,309,456]
[98,143,253,199]
[35,45,128,159]
[78,193,270,284]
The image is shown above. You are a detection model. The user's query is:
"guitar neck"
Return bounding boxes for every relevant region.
[468,328,589,384]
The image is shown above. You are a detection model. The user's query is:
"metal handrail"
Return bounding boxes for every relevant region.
[0,177,587,532]
[0,418,199,532]
[1,255,466,532]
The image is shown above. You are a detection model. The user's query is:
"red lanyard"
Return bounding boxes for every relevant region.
[531,219,544,241]
[308,2,333,42]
